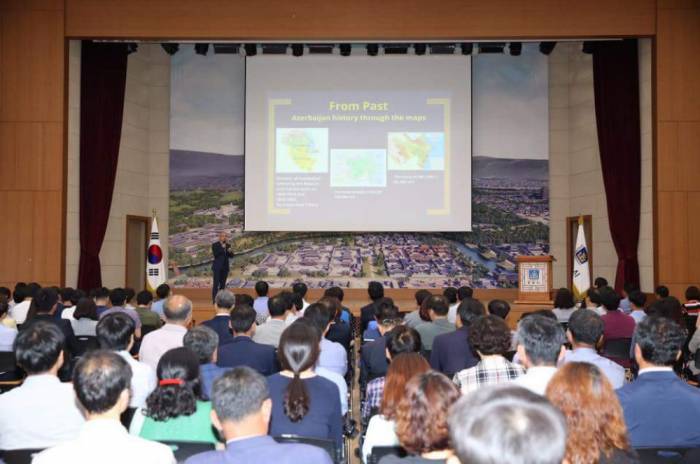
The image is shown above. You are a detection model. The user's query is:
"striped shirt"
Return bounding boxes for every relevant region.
[453,356,525,395]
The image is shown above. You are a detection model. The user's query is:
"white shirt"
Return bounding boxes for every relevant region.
[9,299,31,324]
[447,303,459,324]
[34,419,175,464]
[138,324,187,370]
[316,366,348,415]
[62,307,99,337]
[0,374,85,449]
[117,350,157,408]
[552,307,576,323]
[362,415,399,463]
[630,310,646,324]
[0,324,17,352]
[512,366,558,395]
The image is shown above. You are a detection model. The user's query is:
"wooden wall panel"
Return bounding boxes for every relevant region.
[65,0,655,40]
[657,192,689,284]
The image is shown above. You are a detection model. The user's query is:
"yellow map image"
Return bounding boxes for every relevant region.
[276,128,329,173]
[388,132,445,171]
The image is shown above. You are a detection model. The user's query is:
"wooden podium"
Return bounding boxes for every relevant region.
[515,255,553,305]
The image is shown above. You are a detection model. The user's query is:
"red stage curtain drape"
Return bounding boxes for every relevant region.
[592,39,641,291]
[77,41,128,290]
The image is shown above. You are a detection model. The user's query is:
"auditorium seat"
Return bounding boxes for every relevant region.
[0,448,45,464]
[74,336,99,357]
[158,441,216,464]
[635,447,697,464]
[273,435,341,464]
[367,446,407,464]
[601,338,633,366]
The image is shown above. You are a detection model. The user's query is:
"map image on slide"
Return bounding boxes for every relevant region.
[330,149,387,188]
[388,132,445,171]
[276,128,329,173]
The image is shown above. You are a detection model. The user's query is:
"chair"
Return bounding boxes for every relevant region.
[273,435,340,464]
[158,441,216,463]
[367,446,407,464]
[602,338,633,366]
[74,336,99,356]
[0,352,24,392]
[635,447,693,464]
[0,448,46,464]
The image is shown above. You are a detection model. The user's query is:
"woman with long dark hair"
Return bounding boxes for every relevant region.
[63,297,99,336]
[267,319,343,447]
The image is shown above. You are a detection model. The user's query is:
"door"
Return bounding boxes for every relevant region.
[125,215,150,290]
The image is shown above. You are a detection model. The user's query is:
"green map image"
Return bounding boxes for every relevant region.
[330,149,387,188]
[276,128,329,173]
[388,132,445,171]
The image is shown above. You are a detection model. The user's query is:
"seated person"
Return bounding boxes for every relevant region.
[688,315,700,382]
[99,288,143,339]
[63,297,100,337]
[617,316,700,448]
[319,296,352,351]
[360,281,385,333]
[291,282,311,313]
[217,305,278,376]
[0,296,17,351]
[359,303,402,385]
[361,353,430,463]
[443,287,459,324]
[97,313,157,408]
[0,321,84,450]
[267,321,342,448]
[551,288,577,323]
[304,303,347,376]
[134,290,163,329]
[599,287,636,367]
[363,297,397,343]
[448,385,567,464]
[620,282,637,313]
[151,284,170,318]
[684,285,700,316]
[130,347,219,445]
[415,295,455,352]
[253,293,289,348]
[34,350,174,463]
[403,290,432,328]
[583,287,606,315]
[453,315,524,394]
[253,281,270,322]
[655,285,670,299]
[487,299,511,320]
[184,325,229,400]
[379,371,460,463]
[185,367,332,464]
[513,315,566,395]
[430,297,484,378]
[323,286,353,325]
[628,290,647,324]
[22,287,79,356]
[139,295,191,370]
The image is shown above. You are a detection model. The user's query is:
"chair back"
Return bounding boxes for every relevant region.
[368,446,407,464]
[158,441,216,464]
[0,448,46,464]
[602,338,633,360]
[273,435,338,463]
[75,336,99,357]
[636,447,693,464]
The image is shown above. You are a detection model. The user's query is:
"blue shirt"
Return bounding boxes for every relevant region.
[151,300,165,317]
[318,338,347,377]
[253,297,269,318]
[0,324,17,352]
[184,435,332,464]
[562,347,625,389]
[199,363,229,400]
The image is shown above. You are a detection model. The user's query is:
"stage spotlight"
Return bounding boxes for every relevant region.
[126,43,138,55]
[308,44,334,54]
[383,43,409,54]
[262,44,288,54]
[213,43,240,54]
[366,44,379,56]
[161,43,179,56]
[292,43,304,57]
[244,44,257,56]
[194,43,209,56]
[539,41,556,55]
[429,43,456,54]
[414,43,427,55]
[339,44,351,56]
[582,41,596,54]
[478,42,505,54]
[460,43,473,55]
[509,42,522,56]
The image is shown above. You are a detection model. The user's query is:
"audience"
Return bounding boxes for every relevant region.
[448,385,567,464]
[135,289,163,329]
[319,296,352,351]
[291,282,310,312]
[487,299,511,320]
[684,285,700,316]
[130,347,218,445]
[546,362,638,464]
[267,320,342,447]
[99,288,143,338]
[9,282,39,324]
[304,303,348,376]
[584,287,605,315]
[594,277,609,289]
[97,313,156,408]
[217,305,278,375]
[552,287,577,323]
[380,371,459,463]
[124,287,137,309]
[453,315,524,394]
[457,286,473,302]
[618,316,700,448]
[253,281,270,320]
[201,290,235,345]
[22,287,78,355]
[0,297,17,351]
[403,290,432,328]
[360,301,402,385]
[430,297,483,378]
[361,281,385,333]
[185,367,332,464]
[362,353,430,463]
[363,297,397,343]
[151,284,171,317]
[93,287,111,316]
[620,283,636,313]
[139,295,192,370]
[688,316,700,381]
[415,295,454,352]
[234,293,255,310]
[655,285,670,299]
[561,309,625,388]
[323,286,352,325]
[56,287,76,319]
[513,314,565,395]
[253,293,290,347]
[184,325,228,400]
[63,297,100,336]
[443,287,459,324]
[34,350,175,463]
[0,321,84,450]
[626,290,646,324]
[599,287,636,367]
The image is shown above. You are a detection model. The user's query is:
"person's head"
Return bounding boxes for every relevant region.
[685,286,700,302]
[12,283,26,304]
[487,299,511,320]
[277,320,321,422]
[278,291,295,312]
[124,288,136,305]
[425,295,449,320]
[655,285,669,299]
[73,350,132,418]
[414,289,432,308]
[647,296,683,324]
[26,287,59,320]
[209,367,272,441]
[443,287,458,305]
[14,321,65,375]
[368,281,384,301]
[235,293,254,309]
[456,298,486,328]
[96,312,136,352]
[109,288,127,307]
[214,289,235,313]
[267,293,289,319]
[622,282,637,298]
[395,371,460,456]
[93,286,110,304]
[457,286,473,301]
[469,315,512,357]
[254,281,269,297]
[136,290,153,307]
[634,315,686,368]
[599,287,621,312]
[516,315,566,368]
[155,283,170,300]
[230,305,257,336]
[303,303,334,336]
[547,362,630,464]
[163,295,192,325]
[553,288,575,309]
[59,287,75,305]
[184,325,220,364]
[386,325,422,359]
[291,282,308,299]
[0,296,9,320]
[567,308,603,348]
[218,231,228,242]
[25,282,41,300]
[594,277,609,289]
[449,385,567,464]
[317,296,342,321]
[323,286,344,302]
[73,297,98,321]
[145,347,201,421]
[374,298,401,332]
[586,287,603,308]
[629,290,647,310]
[289,292,304,312]
[381,353,430,419]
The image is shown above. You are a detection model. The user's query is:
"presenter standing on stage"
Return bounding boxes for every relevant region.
[212,232,234,302]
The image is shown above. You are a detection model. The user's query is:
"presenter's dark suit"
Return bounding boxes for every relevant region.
[211,240,233,302]
[217,336,279,376]
[430,326,478,378]
[184,435,333,464]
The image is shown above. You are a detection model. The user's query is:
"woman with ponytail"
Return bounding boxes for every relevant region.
[129,347,219,444]
[267,318,343,447]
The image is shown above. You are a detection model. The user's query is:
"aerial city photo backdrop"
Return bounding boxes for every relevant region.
[168,45,549,289]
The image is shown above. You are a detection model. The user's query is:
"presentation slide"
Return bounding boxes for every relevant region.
[245,55,471,232]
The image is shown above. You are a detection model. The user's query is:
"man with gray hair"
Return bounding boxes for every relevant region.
[184,325,229,399]
[513,314,566,395]
[185,367,332,464]
[202,289,236,345]
[138,294,192,370]
[448,385,567,464]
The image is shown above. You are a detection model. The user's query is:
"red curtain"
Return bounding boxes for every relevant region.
[77,41,128,290]
[592,39,641,291]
